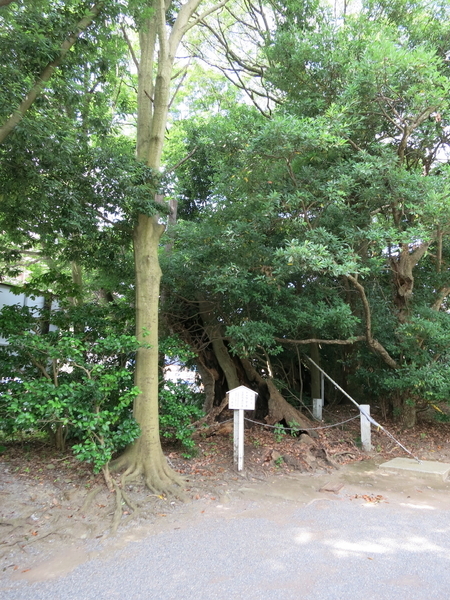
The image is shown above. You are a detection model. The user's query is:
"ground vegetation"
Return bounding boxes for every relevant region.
[1,0,450,524]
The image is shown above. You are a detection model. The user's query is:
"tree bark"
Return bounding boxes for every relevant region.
[114,0,228,491]
[432,286,450,311]
[309,342,321,400]
[113,214,182,491]
[390,242,432,322]
[198,298,240,390]
[112,3,181,489]
[392,395,418,428]
[346,275,399,369]
[196,357,216,414]
[241,358,318,437]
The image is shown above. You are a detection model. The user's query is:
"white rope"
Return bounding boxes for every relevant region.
[304,355,421,463]
[244,415,360,432]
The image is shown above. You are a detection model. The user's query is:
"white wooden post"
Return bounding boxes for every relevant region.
[227,386,257,472]
[360,404,372,451]
[313,398,323,420]
[233,409,244,471]
[321,371,325,404]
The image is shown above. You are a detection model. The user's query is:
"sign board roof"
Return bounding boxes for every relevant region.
[227,385,257,410]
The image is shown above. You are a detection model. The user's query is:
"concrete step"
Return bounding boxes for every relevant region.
[379,457,450,480]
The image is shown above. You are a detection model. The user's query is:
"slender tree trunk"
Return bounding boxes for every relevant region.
[70,261,83,306]
[196,357,217,414]
[198,298,240,390]
[309,342,321,400]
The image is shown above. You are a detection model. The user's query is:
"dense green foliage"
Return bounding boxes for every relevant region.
[159,381,203,457]
[1,0,450,478]
[163,0,450,425]
[0,302,141,472]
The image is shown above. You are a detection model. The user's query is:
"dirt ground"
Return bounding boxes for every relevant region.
[2,406,450,583]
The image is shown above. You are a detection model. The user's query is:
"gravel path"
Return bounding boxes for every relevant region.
[2,490,450,600]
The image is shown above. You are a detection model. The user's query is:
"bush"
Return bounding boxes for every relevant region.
[0,304,141,473]
[159,380,203,457]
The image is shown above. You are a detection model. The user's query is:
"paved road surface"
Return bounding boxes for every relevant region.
[2,465,450,600]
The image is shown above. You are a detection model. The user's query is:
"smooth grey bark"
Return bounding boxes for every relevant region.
[115,0,229,491]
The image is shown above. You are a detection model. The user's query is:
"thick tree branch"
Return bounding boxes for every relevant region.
[121,24,139,73]
[431,286,450,311]
[183,0,229,34]
[156,0,169,61]
[0,2,105,144]
[409,239,433,267]
[165,146,198,174]
[169,0,205,52]
[347,275,399,369]
[275,336,366,346]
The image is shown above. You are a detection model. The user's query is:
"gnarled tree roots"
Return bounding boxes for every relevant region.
[106,443,185,534]
[111,451,184,493]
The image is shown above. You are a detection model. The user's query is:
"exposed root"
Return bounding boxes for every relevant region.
[108,442,187,532]
[0,517,28,533]
[121,467,141,487]
[110,482,122,535]
[114,445,185,494]
[0,531,62,559]
[109,452,131,473]
[121,488,137,512]
[80,486,102,515]
[192,395,229,428]
[121,508,142,528]
[110,478,140,535]
[102,463,115,492]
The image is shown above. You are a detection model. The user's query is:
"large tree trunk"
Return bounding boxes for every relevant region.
[198,298,240,390]
[391,242,431,323]
[392,395,418,428]
[114,215,181,491]
[114,0,216,491]
[196,357,217,414]
[241,358,318,437]
[112,5,179,490]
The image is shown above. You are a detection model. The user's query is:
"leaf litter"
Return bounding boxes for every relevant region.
[1,405,450,575]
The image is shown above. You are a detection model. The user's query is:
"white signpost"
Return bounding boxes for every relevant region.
[227,385,257,472]
[360,404,372,451]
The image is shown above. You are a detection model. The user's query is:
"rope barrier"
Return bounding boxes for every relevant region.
[304,355,421,463]
[244,415,360,432]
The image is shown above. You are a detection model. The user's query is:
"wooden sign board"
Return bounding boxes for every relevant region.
[227,385,257,411]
